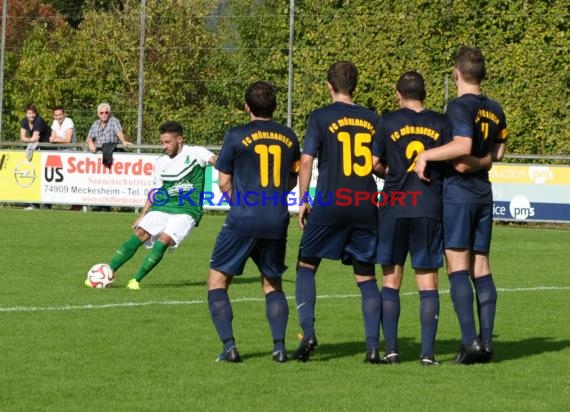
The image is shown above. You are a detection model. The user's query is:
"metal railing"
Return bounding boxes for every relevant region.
[1,141,568,162]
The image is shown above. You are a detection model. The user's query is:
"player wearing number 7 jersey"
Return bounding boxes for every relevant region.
[372,71,452,366]
[415,46,508,364]
[207,81,300,363]
[293,61,382,363]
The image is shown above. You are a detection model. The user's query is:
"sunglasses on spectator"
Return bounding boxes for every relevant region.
[99,111,110,114]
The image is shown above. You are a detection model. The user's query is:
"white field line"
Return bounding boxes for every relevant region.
[0,286,568,314]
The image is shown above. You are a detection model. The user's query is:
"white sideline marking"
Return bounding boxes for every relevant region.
[0,286,568,313]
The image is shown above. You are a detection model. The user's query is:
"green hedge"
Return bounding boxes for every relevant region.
[2,0,568,155]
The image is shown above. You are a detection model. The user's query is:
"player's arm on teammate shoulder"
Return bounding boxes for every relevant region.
[218,171,232,199]
[453,126,508,172]
[451,153,492,173]
[297,154,314,230]
[415,136,472,181]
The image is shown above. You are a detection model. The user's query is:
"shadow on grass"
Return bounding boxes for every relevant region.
[240,336,570,364]
[398,336,570,363]
[141,275,264,288]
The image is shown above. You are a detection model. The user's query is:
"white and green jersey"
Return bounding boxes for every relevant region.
[150,145,214,224]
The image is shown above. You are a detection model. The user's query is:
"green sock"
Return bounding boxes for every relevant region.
[134,241,169,282]
[109,235,143,272]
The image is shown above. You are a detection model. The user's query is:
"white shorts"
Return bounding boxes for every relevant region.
[137,211,196,249]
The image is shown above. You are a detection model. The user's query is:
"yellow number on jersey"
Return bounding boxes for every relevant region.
[254,144,282,187]
[337,132,372,177]
[480,122,490,140]
[406,140,426,172]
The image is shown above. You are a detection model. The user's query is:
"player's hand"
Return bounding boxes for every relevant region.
[414,153,430,182]
[298,203,311,230]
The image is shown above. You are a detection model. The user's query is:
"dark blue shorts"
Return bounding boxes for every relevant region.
[299,222,376,265]
[377,218,443,270]
[443,202,492,253]
[210,228,287,277]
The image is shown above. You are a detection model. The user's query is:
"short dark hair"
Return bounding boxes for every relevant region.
[455,46,486,84]
[25,104,38,114]
[52,105,64,112]
[245,81,277,118]
[396,71,426,101]
[159,121,184,136]
[327,61,358,96]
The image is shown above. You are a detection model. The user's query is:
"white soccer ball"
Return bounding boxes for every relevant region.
[86,263,115,289]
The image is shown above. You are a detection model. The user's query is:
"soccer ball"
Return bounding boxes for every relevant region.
[86,263,115,289]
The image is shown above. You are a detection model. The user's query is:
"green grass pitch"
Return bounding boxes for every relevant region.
[0,209,569,411]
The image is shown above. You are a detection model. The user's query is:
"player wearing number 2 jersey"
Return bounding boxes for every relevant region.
[415,47,508,364]
[293,61,382,364]
[372,71,452,366]
[207,81,300,363]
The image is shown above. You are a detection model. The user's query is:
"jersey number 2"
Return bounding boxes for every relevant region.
[406,141,426,172]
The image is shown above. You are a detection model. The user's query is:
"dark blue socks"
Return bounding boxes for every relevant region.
[419,289,439,357]
[381,286,400,353]
[208,288,235,351]
[449,270,477,345]
[295,266,317,338]
[358,279,381,350]
[474,274,497,343]
[265,290,289,352]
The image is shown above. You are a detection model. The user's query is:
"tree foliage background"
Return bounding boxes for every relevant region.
[1,0,568,154]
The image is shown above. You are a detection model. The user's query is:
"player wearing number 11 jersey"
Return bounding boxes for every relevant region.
[293,61,382,363]
[207,81,300,363]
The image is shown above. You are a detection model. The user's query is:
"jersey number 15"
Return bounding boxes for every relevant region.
[337,132,372,177]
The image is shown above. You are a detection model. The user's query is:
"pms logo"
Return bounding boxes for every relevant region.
[509,195,535,220]
[528,166,553,184]
[44,155,64,182]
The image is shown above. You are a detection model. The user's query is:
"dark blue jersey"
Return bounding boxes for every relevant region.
[303,102,379,228]
[444,94,508,204]
[373,107,451,220]
[216,119,300,239]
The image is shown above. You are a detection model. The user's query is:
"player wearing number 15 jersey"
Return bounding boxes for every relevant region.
[415,47,508,364]
[293,61,382,364]
[372,71,452,366]
[207,81,300,363]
